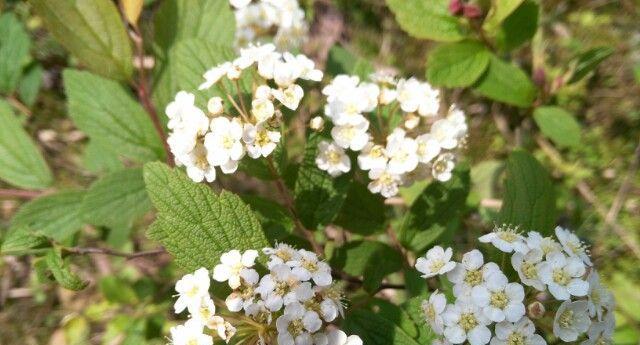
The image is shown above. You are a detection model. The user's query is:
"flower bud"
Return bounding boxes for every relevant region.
[404,113,420,130]
[310,116,325,131]
[449,0,463,15]
[462,4,482,18]
[207,97,224,115]
[527,301,546,319]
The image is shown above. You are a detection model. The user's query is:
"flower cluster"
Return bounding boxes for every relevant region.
[415,226,615,345]
[230,0,308,51]
[315,73,468,198]
[169,245,362,345]
[165,44,321,183]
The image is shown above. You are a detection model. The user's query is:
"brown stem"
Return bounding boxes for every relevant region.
[7,95,32,116]
[63,246,166,260]
[0,189,44,199]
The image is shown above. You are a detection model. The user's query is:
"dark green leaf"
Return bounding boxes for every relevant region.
[45,249,88,291]
[533,106,581,148]
[386,0,465,42]
[482,0,524,33]
[568,47,614,83]
[402,296,436,343]
[473,55,537,107]
[334,182,387,235]
[12,190,86,241]
[344,309,420,345]
[0,13,31,93]
[495,1,539,51]
[241,194,295,242]
[426,40,491,88]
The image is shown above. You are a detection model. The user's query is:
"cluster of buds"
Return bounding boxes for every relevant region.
[230,0,308,51]
[169,245,362,345]
[165,43,321,183]
[414,226,615,345]
[314,73,468,198]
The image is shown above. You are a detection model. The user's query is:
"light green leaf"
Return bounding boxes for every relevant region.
[533,106,581,149]
[386,0,465,42]
[426,40,491,88]
[482,0,524,33]
[30,0,133,81]
[82,139,124,173]
[0,13,31,94]
[499,150,556,235]
[495,1,539,51]
[0,226,50,255]
[81,168,151,230]
[45,249,88,291]
[241,194,295,242]
[143,162,269,271]
[99,276,138,304]
[294,133,351,230]
[402,296,437,343]
[334,182,387,235]
[0,100,53,189]
[326,46,374,79]
[474,55,537,107]
[18,63,44,107]
[344,309,420,345]
[12,190,86,241]
[568,46,614,84]
[64,69,165,162]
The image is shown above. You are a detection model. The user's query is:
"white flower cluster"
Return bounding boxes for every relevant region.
[165,43,321,183]
[315,73,468,198]
[230,0,308,51]
[415,226,615,345]
[169,245,362,345]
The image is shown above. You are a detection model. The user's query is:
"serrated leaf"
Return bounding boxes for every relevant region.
[81,168,151,230]
[426,40,491,88]
[334,182,387,235]
[18,63,44,107]
[45,249,88,291]
[495,1,539,51]
[294,133,351,230]
[482,0,524,33]
[12,190,86,241]
[241,194,295,242]
[402,296,436,343]
[568,46,614,84]
[0,226,50,255]
[0,13,31,94]
[330,240,402,293]
[83,139,125,173]
[533,106,581,149]
[473,55,537,107]
[0,100,53,189]
[64,69,165,162]
[499,150,556,235]
[143,162,269,271]
[31,0,133,81]
[344,309,420,345]
[386,0,465,42]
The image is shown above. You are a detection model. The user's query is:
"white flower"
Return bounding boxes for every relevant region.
[415,246,456,278]
[191,296,217,327]
[416,133,441,164]
[396,78,440,116]
[243,123,281,158]
[166,91,197,130]
[511,249,545,291]
[310,116,325,131]
[199,62,232,90]
[235,43,276,68]
[538,251,588,300]
[357,142,388,171]
[204,117,245,172]
[422,291,447,334]
[322,75,360,101]
[431,117,463,150]
[586,271,614,321]
[212,249,259,289]
[367,168,402,198]
[553,300,591,342]
[294,54,323,81]
[525,231,562,257]
[264,243,301,269]
[289,249,333,286]
[555,226,592,266]
[326,329,363,345]
[207,96,224,115]
[174,268,210,314]
[257,51,281,80]
[254,84,273,100]
[331,121,370,151]
[314,285,344,322]
[490,317,546,345]
[230,0,251,9]
[224,267,259,312]
[256,264,308,311]
[274,54,302,87]
[325,97,369,126]
[478,225,528,253]
[471,271,525,323]
[273,84,304,110]
[172,140,217,183]
[447,249,500,299]
[433,339,453,345]
[167,108,209,156]
[581,312,615,345]
[208,316,236,343]
[276,302,322,345]
[316,140,351,177]
[359,82,380,111]
[432,153,456,182]
[442,301,491,345]
[251,97,276,123]
[385,129,419,175]
[170,319,213,345]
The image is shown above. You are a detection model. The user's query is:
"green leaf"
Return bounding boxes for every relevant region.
[31,0,133,81]
[326,46,374,79]
[0,100,53,189]
[12,190,86,241]
[100,276,138,304]
[0,226,50,255]
[330,240,403,293]
[64,69,165,162]
[334,182,387,235]
[81,168,151,230]
[473,55,537,107]
[18,63,44,107]
[568,46,614,84]
[386,0,465,42]
[499,150,556,234]
[239,140,287,181]
[482,0,524,33]
[402,296,436,343]
[241,194,295,242]
[495,1,539,51]
[533,106,581,149]
[45,249,88,291]
[154,0,235,51]
[344,309,420,345]
[0,13,31,94]
[294,133,351,229]
[426,40,491,88]
[82,139,124,173]
[143,162,269,271]
[399,167,470,253]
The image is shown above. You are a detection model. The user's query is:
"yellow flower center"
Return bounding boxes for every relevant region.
[506,332,525,345]
[464,269,483,286]
[553,269,570,286]
[459,313,478,332]
[288,319,305,336]
[327,150,342,164]
[521,262,538,279]
[490,291,509,309]
[429,259,445,273]
[558,309,574,328]
[424,303,436,322]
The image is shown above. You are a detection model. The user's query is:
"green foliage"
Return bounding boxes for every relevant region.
[499,150,556,234]
[495,1,539,51]
[386,0,464,42]
[12,190,86,241]
[533,106,581,149]
[0,13,31,94]
[326,46,374,79]
[100,276,139,304]
[426,40,491,88]
[402,297,433,343]
[143,162,269,271]
[0,226,50,255]
[30,0,133,81]
[334,182,387,235]
[473,55,537,107]
[18,64,44,107]
[45,249,88,291]
[64,69,165,162]
[568,47,615,83]
[482,0,524,34]
[241,194,295,243]
[0,100,53,189]
[83,140,125,173]
[344,308,421,345]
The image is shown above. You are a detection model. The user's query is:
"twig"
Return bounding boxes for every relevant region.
[63,246,166,260]
[0,189,44,199]
[6,95,32,116]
